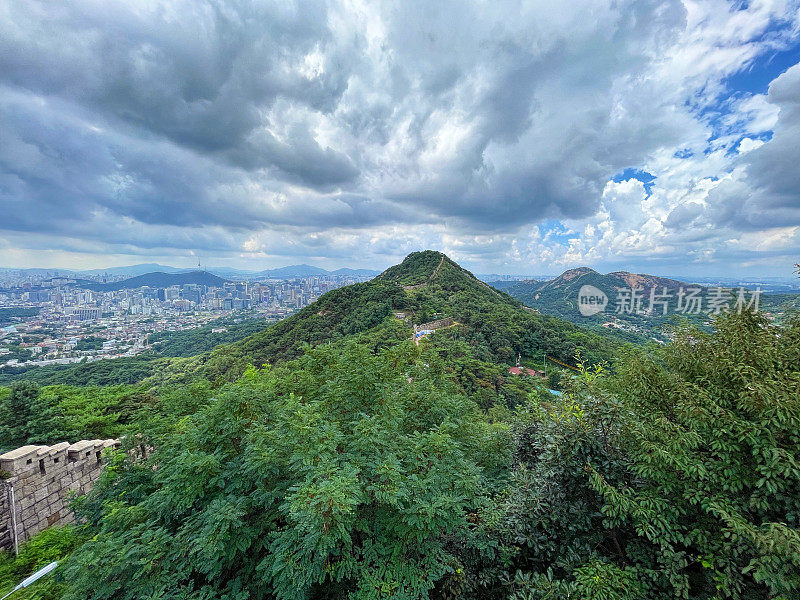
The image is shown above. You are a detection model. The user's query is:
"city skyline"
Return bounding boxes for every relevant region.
[2,1,800,277]
[0,270,368,370]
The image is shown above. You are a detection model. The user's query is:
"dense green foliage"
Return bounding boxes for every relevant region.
[60,343,510,600]
[0,355,161,386]
[493,269,709,343]
[496,269,800,343]
[379,251,450,287]
[0,381,155,451]
[0,380,40,449]
[0,526,86,600]
[167,279,409,383]
[0,307,40,324]
[163,252,618,385]
[490,312,800,599]
[74,336,105,351]
[148,315,275,357]
[1,253,616,390]
[2,253,797,600]
[0,343,33,363]
[10,310,792,600]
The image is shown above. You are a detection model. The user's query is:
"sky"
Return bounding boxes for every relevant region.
[1,0,800,277]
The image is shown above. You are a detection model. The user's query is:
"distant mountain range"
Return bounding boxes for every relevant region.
[1,263,382,281]
[12,266,381,292]
[80,263,188,277]
[251,265,380,279]
[84,270,229,291]
[491,267,714,343]
[3,262,799,288]
[526,266,690,294]
[492,266,799,342]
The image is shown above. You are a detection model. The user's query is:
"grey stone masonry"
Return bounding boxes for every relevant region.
[0,439,119,552]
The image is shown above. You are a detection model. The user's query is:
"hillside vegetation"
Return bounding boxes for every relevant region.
[1,251,607,439]
[166,251,617,384]
[3,252,798,600]
[497,267,800,338]
[496,268,724,342]
[3,310,793,600]
[2,253,618,390]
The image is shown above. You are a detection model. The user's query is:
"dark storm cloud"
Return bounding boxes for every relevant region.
[0,86,400,238]
[228,122,359,187]
[1,0,692,235]
[1,0,799,272]
[0,0,358,186]
[370,0,691,227]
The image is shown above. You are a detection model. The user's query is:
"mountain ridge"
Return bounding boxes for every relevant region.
[161,250,615,384]
[86,270,229,291]
[1,252,620,388]
[530,266,691,294]
[492,266,712,343]
[79,263,186,276]
[2,264,382,281]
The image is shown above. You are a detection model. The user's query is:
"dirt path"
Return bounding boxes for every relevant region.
[430,255,445,279]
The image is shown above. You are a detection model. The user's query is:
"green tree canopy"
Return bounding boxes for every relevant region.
[61,342,510,600]
[493,312,800,599]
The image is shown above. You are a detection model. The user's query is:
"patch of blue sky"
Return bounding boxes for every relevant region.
[724,40,800,96]
[537,220,576,245]
[726,130,774,157]
[612,168,656,195]
[701,34,800,144]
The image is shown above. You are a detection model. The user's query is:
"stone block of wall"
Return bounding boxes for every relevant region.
[0,482,11,553]
[0,439,119,551]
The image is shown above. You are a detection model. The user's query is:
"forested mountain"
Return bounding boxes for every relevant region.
[85,270,228,291]
[78,264,185,277]
[148,315,276,357]
[3,252,611,389]
[493,268,717,342]
[4,308,798,600]
[494,267,692,316]
[2,253,799,600]
[1,250,613,397]
[496,267,800,342]
[165,251,617,384]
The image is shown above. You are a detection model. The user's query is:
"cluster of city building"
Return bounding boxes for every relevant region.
[0,274,369,370]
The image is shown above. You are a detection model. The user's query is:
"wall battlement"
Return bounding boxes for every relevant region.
[0,439,119,552]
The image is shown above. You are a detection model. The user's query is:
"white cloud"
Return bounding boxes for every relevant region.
[0,0,799,276]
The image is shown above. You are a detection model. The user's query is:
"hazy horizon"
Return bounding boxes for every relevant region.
[2,256,798,282]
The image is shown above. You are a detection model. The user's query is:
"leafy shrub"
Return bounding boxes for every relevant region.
[491,312,800,599]
[60,342,510,600]
[0,525,86,600]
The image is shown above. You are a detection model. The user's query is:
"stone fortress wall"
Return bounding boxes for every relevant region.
[0,439,119,552]
[414,317,455,333]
